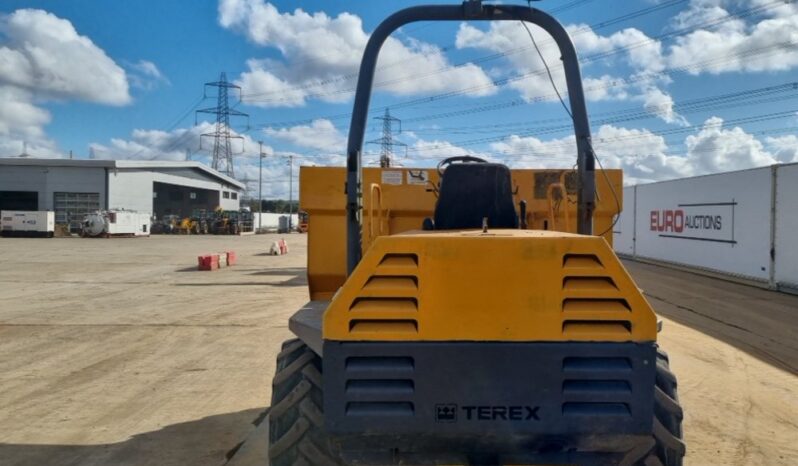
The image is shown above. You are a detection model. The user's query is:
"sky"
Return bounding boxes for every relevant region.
[1,0,797,199]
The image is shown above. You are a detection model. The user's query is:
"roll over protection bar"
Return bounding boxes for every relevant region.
[345,0,596,274]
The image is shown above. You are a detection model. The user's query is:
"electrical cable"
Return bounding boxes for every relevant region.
[256,32,792,131]
[122,94,206,161]
[245,0,782,107]
[517,17,621,237]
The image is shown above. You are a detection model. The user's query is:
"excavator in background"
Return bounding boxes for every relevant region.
[266,2,685,465]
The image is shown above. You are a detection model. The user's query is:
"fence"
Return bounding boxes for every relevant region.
[614,163,798,292]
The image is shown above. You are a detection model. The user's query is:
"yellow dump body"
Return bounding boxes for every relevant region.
[300,166,622,301]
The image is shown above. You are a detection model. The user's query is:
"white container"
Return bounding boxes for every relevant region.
[82,211,151,237]
[1,211,55,237]
[106,211,151,236]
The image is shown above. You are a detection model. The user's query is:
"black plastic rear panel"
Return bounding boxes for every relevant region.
[323,341,657,437]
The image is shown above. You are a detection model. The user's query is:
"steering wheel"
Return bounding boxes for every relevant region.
[436,155,488,177]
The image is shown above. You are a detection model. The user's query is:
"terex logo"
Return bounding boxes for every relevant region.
[463,405,540,421]
[435,404,541,422]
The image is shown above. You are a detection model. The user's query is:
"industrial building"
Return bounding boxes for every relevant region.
[0,158,245,229]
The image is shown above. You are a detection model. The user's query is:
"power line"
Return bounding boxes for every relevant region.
[405,82,798,135]
[119,94,206,161]
[403,124,797,164]
[549,0,597,14]
[244,0,781,107]
[241,0,689,105]
[410,106,798,152]
[251,1,786,129]
[397,43,798,149]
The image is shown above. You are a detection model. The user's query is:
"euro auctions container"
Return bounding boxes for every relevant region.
[0,211,55,238]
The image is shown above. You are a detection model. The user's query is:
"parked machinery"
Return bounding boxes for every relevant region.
[212,209,235,235]
[152,215,180,234]
[192,209,211,235]
[265,2,684,466]
[178,217,196,235]
[212,209,253,235]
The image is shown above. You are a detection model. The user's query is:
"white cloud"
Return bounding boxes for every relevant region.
[455,1,798,126]
[0,86,50,139]
[667,0,798,74]
[455,22,679,124]
[488,125,691,184]
[0,9,131,157]
[264,119,346,151]
[127,59,169,90]
[218,0,496,107]
[583,75,630,102]
[641,86,687,126]
[0,9,130,105]
[482,119,792,184]
[766,134,798,162]
[685,116,777,173]
[456,22,571,104]
[89,122,269,163]
[408,139,492,165]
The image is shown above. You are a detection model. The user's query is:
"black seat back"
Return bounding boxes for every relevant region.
[433,163,518,230]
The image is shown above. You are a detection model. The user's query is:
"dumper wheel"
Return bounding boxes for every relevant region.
[624,348,685,466]
[269,338,341,466]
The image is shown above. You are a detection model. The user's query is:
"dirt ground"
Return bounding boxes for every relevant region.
[0,235,796,466]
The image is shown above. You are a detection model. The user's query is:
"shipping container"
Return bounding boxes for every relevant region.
[614,162,798,293]
[0,211,55,237]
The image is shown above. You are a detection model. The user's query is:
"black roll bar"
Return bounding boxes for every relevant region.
[346,0,596,274]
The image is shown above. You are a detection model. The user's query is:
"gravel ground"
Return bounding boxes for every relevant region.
[0,234,795,466]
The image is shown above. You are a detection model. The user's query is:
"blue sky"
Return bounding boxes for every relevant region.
[1,0,797,198]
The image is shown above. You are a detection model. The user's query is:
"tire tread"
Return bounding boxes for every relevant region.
[269,340,340,466]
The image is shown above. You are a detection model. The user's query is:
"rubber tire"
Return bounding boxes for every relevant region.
[633,348,686,466]
[269,339,341,466]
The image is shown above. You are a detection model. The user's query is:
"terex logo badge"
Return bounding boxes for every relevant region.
[464,405,540,421]
[435,404,541,422]
[435,404,457,423]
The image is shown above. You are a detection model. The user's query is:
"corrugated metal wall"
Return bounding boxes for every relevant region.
[614,163,798,291]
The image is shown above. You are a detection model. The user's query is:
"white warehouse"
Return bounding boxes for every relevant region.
[0,158,245,229]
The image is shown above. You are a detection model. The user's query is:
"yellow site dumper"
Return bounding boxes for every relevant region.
[266,2,685,465]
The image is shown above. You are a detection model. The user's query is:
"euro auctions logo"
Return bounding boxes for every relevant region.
[650,210,722,233]
[649,201,737,244]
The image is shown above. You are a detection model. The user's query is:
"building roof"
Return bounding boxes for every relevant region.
[0,158,246,189]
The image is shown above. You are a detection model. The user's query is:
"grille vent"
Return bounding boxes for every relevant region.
[561,356,633,417]
[561,254,632,338]
[344,356,416,417]
[348,253,419,335]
